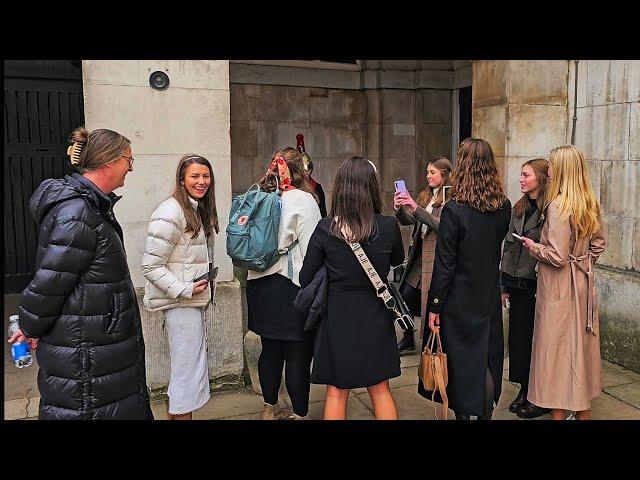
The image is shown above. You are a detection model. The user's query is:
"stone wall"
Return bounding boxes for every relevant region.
[82,61,244,394]
[472,60,570,204]
[570,60,640,370]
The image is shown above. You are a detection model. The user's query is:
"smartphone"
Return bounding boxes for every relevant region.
[394,180,408,193]
[512,233,526,242]
[442,185,451,203]
[194,266,219,283]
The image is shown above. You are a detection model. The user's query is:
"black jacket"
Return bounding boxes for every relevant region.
[294,265,327,331]
[421,200,511,415]
[19,173,152,420]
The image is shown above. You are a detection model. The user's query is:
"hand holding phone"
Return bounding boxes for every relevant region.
[394,180,408,193]
[194,266,219,283]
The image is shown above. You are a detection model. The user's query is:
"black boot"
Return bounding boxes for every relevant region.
[477,408,494,420]
[509,387,527,413]
[397,328,416,355]
[516,401,551,419]
[454,411,471,420]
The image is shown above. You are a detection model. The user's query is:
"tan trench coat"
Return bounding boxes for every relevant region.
[396,205,442,331]
[527,199,606,411]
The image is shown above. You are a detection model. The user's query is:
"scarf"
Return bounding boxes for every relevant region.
[267,156,297,192]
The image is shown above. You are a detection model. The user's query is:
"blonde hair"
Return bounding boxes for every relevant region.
[546,145,600,237]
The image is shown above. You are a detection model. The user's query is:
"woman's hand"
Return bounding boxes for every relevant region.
[393,191,404,211]
[428,312,440,333]
[192,279,209,296]
[521,237,536,251]
[501,292,510,308]
[398,192,418,214]
[8,329,39,350]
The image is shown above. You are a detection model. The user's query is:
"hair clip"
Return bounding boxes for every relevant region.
[67,142,83,165]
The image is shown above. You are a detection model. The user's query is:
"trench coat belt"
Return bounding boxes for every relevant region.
[569,252,597,336]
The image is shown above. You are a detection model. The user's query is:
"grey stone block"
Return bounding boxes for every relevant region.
[506,60,569,106]
[597,267,640,372]
[506,104,568,157]
[598,214,634,270]
[421,89,451,124]
[472,104,507,156]
[599,161,639,219]
[327,90,364,124]
[576,104,630,161]
[472,61,508,107]
[630,102,640,160]
[382,90,415,124]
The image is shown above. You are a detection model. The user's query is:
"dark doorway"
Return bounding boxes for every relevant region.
[459,86,472,143]
[4,60,84,293]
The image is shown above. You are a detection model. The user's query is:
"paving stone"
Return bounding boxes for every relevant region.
[602,361,640,388]
[603,383,640,410]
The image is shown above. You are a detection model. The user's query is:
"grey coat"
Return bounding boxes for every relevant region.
[500,205,543,282]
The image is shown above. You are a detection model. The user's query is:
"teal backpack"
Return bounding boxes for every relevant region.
[226,184,283,272]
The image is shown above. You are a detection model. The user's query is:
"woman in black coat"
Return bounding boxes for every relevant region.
[300,156,404,420]
[421,138,511,420]
[12,127,153,420]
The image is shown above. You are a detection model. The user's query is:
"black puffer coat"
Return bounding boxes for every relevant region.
[19,173,153,420]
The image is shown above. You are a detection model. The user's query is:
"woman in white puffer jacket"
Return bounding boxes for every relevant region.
[141,154,219,420]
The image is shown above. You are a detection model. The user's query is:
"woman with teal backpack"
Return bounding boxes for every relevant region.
[246,147,322,420]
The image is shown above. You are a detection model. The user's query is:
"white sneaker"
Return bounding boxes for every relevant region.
[565,413,576,420]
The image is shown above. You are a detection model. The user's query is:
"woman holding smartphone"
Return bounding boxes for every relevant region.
[521,145,605,420]
[500,158,549,419]
[393,157,453,355]
[141,154,219,420]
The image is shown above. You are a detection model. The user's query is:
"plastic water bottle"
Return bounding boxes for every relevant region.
[8,315,32,368]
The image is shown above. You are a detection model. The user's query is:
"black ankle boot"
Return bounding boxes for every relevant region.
[397,328,415,355]
[455,411,471,420]
[509,387,527,413]
[516,401,551,419]
[477,408,494,420]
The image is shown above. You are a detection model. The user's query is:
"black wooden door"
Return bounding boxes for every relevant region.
[4,60,84,293]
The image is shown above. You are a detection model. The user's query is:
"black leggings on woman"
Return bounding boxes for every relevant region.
[259,334,315,416]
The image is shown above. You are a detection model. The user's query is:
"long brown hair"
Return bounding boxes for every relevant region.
[259,147,318,201]
[513,158,549,218]
[173,154,219,238]
[329,156,382,243]
[449,138,508,212]
[69,126,130,171]
[416,156,453,208]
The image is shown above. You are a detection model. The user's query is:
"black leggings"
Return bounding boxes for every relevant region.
[258,334,315,416]
[454,364,495,420]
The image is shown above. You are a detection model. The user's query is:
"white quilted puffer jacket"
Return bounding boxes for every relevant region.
[141,196,213,311]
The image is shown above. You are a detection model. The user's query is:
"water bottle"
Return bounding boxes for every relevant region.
[8,315,32,368]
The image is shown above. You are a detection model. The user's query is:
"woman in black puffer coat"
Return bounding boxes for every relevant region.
[14,127,153,420]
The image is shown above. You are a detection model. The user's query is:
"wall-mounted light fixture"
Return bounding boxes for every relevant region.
[149,71,170,91]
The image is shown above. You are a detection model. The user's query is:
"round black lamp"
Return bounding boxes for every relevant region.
[149,71,170,91]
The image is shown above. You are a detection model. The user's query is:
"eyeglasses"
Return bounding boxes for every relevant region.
[121,155,135,168]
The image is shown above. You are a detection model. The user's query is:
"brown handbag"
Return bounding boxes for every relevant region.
[419,330,449,419]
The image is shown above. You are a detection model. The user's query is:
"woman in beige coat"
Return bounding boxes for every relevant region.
[521,145,605,420]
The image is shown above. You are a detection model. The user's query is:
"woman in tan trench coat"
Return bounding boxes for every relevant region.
[521,145,605,420]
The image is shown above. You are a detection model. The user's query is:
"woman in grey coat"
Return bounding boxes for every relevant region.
[500,158,549,419]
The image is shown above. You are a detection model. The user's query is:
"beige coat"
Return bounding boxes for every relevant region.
[527,199,606,411]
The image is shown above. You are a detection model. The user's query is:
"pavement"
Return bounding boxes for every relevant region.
[4,293,640,420]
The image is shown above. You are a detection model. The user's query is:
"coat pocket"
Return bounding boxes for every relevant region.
[105,293,121,334]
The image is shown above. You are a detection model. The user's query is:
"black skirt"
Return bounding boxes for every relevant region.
[247,273,306,341]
